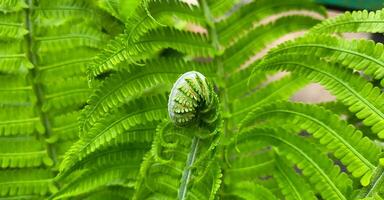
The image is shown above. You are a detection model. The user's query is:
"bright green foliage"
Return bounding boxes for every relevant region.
[1,0,384,199]
[0,0,112,199]
[311,9,384,33]
[56,0,384,199]
[241,102,380,186]
[265,34,384,85]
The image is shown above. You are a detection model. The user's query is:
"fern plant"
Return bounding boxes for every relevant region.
[1,0,384,199]
[0,0,119,199]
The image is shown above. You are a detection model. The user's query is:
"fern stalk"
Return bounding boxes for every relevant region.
[178,137,200,200]
[359,166,384,198]
[25,0,57,164]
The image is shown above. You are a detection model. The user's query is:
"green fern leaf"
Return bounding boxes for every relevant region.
[34,0,100,27]
[0,0,27,13]
[0,22,27,40]
[311,9,384,34]
[226,67,268,101]
[52,145,145,199]
[232,75,308,121]
[42,76,90,112]
[255,55,384,138]
[274,157,317,200]
[125,0,205,41]
[81,58,216,132]
[228,182,278,200]
[217,0,326,45]
[61,94,168,173]
[238,127,352,200]
[88,28,214,78]
[241,102,380,186]
[0,169,56,197]
[35,26,108,53]
[267,34,384,86]
[221,16,320,72]
[0,136,52,168]
[206,0,238,19]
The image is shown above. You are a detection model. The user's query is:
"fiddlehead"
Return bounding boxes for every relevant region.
[168,71,220,132]
[134,72,222,199]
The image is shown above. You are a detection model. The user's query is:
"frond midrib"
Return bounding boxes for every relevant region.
[270,43,384,70]
[259,132,346,200]
[78,106,166,155]
[252,108,375,170]
[265,61,384,119]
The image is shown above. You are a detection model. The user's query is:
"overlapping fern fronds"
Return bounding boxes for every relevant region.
[0,0,113,199]
[0,0,382,199]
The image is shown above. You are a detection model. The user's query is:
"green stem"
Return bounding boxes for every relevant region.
[25,0,57,164]
[178,137,200,200]
[199,0,229,133]
[199,0,220,52]
[358,165,384,198]
[199,2,230,199]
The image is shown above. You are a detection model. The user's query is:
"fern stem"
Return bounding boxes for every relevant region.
[199,3,231,198]
[25,0,57,165]
[358,165,384,198]
[178,137,200,200]
[200,0,220,51]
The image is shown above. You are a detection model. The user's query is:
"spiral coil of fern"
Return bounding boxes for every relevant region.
[168,71,220,131]
[166,71,221,200]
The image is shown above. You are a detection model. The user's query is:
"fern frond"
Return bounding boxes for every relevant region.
[89,28,214,78]
[52,145,144,199]
[221,16,320,72]
[34,0,99,27]
[311,9,384,34]
[0,54,32,75]
[35,27,108,53]
[61,94,168,173]
[0,22,27,40]
[267,34,384,85]
[0,116,43,136]
[0,75,34,103]
[58,142,150,181]
[0,0,27,13]
[82,58,215,132]
[217,0,326,45]
[206,0,238,19]
[224,143,276,185]
[134,122,222,200]
[0,136,52,168]
[228,182,278,200]
[241,102,380,186]
[58,121,158,180]
[37,57,93,82]
[0,75,44,136]
[226,68,268,100]
[137,27,214,57]
[95,0,121,21]
[238,127,352,200]
[51,111,80,141]
[79,185,133,200]
[274,157,317,200]
[125,0,205,41]
[232,75,308,121]
[0,39,32,75]
[42,76,90,112]
[255,55,384,138]
[358,165,384,199]
[0,169,56,197]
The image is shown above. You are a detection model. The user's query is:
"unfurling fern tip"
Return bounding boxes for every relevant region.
[168,71,219,130]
